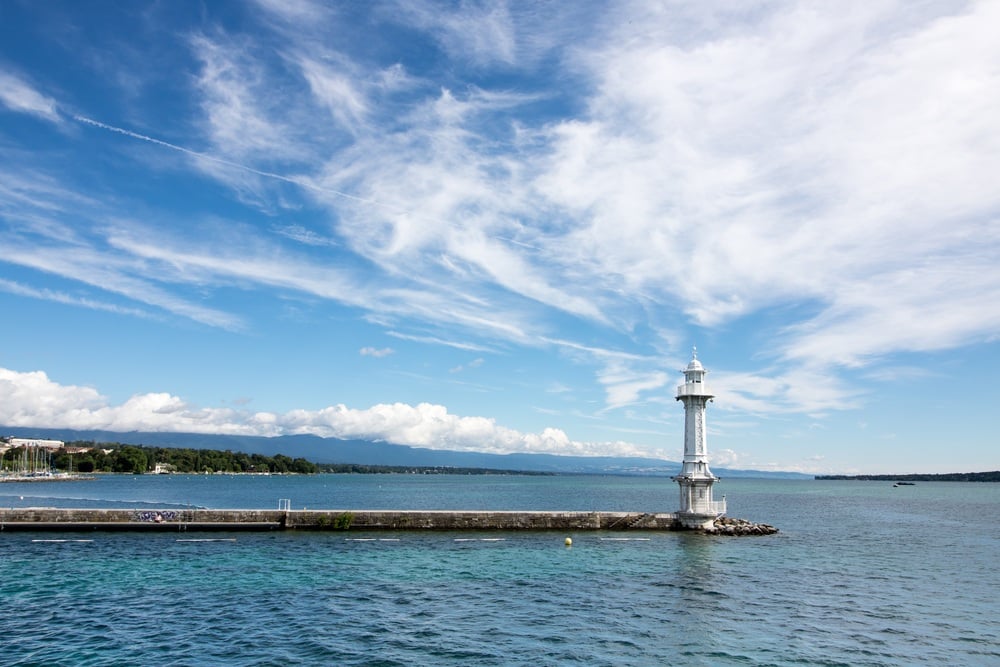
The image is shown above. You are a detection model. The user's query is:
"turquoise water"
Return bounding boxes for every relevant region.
[2,476,998,665]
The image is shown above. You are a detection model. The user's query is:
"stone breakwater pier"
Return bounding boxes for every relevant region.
[0,508,777,535]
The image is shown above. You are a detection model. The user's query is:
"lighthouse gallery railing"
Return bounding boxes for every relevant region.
[676,383,714,397]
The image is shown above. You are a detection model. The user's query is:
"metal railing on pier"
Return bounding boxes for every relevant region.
[709,498,727,514]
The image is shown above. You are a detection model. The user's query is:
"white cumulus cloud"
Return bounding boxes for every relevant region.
[0,367,663,459]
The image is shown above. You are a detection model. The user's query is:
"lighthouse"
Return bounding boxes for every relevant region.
[672,348,726,529]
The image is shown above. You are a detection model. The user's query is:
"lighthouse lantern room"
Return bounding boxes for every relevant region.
[673,348,726,529]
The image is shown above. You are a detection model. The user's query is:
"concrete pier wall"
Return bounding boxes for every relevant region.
[0,508,681,532]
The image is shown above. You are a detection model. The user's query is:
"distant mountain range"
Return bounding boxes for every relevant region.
[1,426,809,478]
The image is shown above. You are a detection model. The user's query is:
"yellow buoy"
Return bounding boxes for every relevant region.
[564,537,572,547]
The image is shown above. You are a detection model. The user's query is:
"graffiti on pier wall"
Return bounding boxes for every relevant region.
[132,511,178,523]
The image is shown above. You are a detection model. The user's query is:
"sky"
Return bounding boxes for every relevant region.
[1,0,998,475]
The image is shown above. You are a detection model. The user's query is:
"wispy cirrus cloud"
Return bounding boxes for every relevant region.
[0,237,246,331]
[271,224,339,247]
[359,346,394,358]
[251,0,333,27]
[387,0,517,67]
[385,331,494,353]
[449,357,483,373]
[0,70,60,122]
[0,278,155,320]
[190,33,309,164]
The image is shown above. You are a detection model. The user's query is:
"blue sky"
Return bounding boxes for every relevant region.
[1,1,997,474]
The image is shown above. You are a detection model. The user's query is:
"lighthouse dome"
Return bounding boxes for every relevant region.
[685,358,704,372]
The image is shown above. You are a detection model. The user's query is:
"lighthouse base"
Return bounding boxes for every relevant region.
[675,511,724,530]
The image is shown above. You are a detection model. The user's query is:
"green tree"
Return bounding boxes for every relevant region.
[292,457,318,474]
[272,454,293,473]
[113,446,148,473]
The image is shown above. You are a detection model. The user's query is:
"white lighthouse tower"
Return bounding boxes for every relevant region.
[673,348,726,529]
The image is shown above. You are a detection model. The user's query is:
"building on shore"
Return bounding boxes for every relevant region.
[672,349,727,529]
[4,438,65,451]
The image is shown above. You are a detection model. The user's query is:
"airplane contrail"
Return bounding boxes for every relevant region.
[72,114,393,210]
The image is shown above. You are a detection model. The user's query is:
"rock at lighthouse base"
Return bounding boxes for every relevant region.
[702,517,779,536]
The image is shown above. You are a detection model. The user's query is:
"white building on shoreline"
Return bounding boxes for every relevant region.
[5,438,65,451]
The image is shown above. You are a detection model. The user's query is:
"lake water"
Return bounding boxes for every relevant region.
[1,475,998,666]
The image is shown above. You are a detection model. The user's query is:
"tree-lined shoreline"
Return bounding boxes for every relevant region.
[815,471,999,482]
[1,441,551,476]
